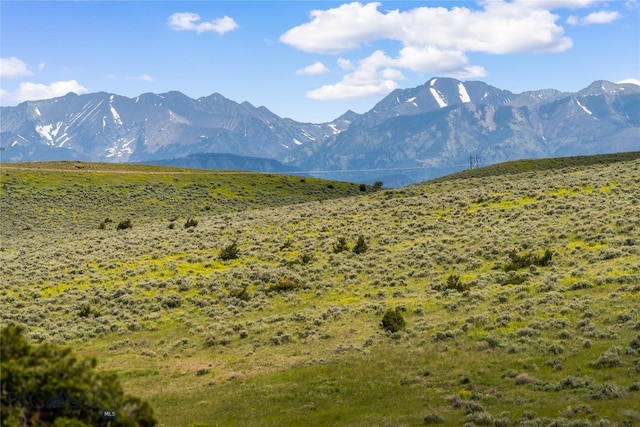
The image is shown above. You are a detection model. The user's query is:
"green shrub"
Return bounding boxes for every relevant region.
[423,413,445,424]
[332,237,349,253]
[270,330,292,345]
[116,219,132,230]
[219,240,240,261]
[184,218,198,228]
[203,334,217,348]
[588,382,625,400]
[352,235,368,254]
[77,303,98,318]
[300,253,313,264]
[590,347,621,368]
[98,217,113,230]
[381,308,406,333]
[629,334,640,350]
[444,274,469,292]
[0,326,157,426]
[229,285,250,301]
[195,368,210,376]
[504,249,553,271]
[266,278,299,294]
[162,294,183,309]
[498,272,528,286]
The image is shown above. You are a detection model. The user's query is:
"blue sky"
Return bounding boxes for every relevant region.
[1,1,638,122]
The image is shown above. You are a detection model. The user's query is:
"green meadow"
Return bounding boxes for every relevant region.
[1,154,639,426]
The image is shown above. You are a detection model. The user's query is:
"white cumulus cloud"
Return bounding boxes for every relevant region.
[281,1,609,99]
[617,78,640,86]
[281,2,392,54]
[297,62,329,76]
[0,80,88,103]
[307,50,402,100]
[168,12,238,34]
[133,74,154,82]
[567,10,621,25]
[281,2,573,55]
[1,57,33,79]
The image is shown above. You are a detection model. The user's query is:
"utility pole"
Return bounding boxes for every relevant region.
[469,155,480,169]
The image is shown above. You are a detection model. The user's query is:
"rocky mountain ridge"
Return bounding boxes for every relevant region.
[1,78,638,185]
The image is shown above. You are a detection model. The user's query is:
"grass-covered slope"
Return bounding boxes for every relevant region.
[0,161,364,237]
[430,151,640,182]
[1,155,639,426]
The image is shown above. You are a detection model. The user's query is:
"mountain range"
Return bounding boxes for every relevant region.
[1,77,639,185]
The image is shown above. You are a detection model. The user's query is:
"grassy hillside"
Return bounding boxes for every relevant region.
[0,161,365,237]
[1,156,639,426]
[431,151,640,182]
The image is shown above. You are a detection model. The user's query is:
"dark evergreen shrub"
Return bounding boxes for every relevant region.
[332,237,349,253]
[184,218,198,228]
[116,219,132,230]
[352,235,368,254]
[219,240,240,261]
[445,274,469,292]
[77,303,98,318]
[300,253,313,264]
[381,308,406,333]
[0,326,157,426]
[504,249,553,271]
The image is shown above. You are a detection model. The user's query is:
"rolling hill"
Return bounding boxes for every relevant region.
[1,153,639,425]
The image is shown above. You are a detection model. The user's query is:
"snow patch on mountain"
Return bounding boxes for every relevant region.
[110,105,123,126]
[300,129,316,140]
[458,83,471,103]
[168,110,190,124]
[58,135,71,147]
[328,123,341,134]
[69,100,103,127]
[405,96,418,106]
[575,99,596,118]
[35,122,64,145]
[105,137,135,158]
[430,88,447,108]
